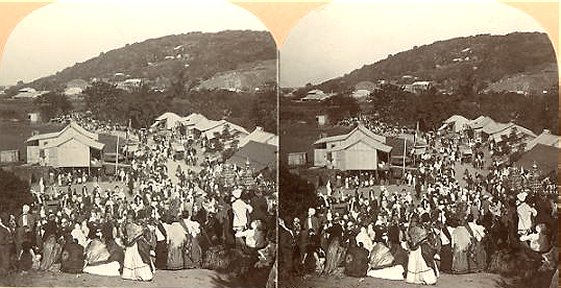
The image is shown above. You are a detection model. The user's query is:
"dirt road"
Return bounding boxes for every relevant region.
[280,272,505,288]
[0,269,241,287]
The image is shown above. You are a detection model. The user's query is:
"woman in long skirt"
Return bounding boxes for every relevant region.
[122,216,154,281]
[322,236,345,275]
[154,219,169,269]
[406,215,439,285]
[166,219,186,270]
[39,234,62,271]
[451,222,471,274]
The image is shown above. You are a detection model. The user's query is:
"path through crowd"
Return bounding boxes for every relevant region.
[0,268,237,287]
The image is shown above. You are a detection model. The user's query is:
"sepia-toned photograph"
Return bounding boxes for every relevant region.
[0,1,558,288]
[278,2,558,288]
[0,1,277,287]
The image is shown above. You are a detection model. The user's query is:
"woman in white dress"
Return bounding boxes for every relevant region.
[122,214,154,281]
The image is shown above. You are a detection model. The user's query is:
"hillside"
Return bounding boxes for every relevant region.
[306,32,557,95]
[196,59,276,92]
[19,30,276,92]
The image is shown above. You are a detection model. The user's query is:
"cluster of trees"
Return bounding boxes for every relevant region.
[279,166,319,222]
[363,84,558,134]
[80,81,277,134]
[33,91,72,121]
[0,169,33,216]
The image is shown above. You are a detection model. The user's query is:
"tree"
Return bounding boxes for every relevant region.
[0,169,33,215]
[279,166,319,221]
[83,81,124,119]
[34,91,72,121]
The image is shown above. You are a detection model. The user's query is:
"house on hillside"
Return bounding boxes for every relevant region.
[64,79,90,96]
[403,81,433,94]
[13,88,49,99]
[299,89,335,102]
[27,112,41,123]
[351,89,370,99]
[25,122,104,168]
[116,79,143,92]
[239,126,278,147]
[316,114,329,126]
[525,129,560,151]
[313,124,392,170]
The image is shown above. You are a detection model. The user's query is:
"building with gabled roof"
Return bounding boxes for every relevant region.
[313,124,392,170]
[25,122,104,167]
[299,89,336,102]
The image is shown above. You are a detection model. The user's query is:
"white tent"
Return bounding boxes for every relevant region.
[441,115,470,133]
[152,112,183,129]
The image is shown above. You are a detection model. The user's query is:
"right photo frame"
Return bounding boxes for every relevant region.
[277,1,559,288]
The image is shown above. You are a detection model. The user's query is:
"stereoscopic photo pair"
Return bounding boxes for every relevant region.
[0,1,558,288]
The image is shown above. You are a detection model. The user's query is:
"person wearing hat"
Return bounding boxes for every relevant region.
[231,188,253,233]
[516,191,537,236]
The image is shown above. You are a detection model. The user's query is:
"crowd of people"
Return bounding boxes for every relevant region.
[0,114,276,287]
[279,119,558,286]
[338,115,414,138]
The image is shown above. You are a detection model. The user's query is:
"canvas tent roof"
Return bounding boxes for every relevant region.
[193,119,222,132]
[179,113,207,126]
[488,123,537,142]
[226,141,276,172]
[514,144,559,177]
[482,122,511,135]
[526,130,560,151]
[239,127,278,147]
[155,112,181,121]
[153,112,183,129]
[444,115,469,124]
[468,116,494,130]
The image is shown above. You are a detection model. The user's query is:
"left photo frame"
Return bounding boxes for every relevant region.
[0,1,278,287]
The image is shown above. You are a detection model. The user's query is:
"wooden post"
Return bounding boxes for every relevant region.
[402,137,407,176]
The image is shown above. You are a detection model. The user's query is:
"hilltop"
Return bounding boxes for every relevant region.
[302,32,557,95]
[10,30,276,93]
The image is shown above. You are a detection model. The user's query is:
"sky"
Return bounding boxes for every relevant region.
[0,0,268,86]
[279,0,550,87]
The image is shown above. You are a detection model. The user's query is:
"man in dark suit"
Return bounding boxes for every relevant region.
[16,205,36,257]
[0,212,14,275]
[278,218,295,275]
